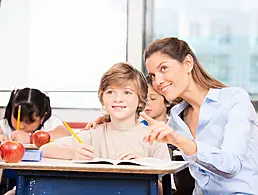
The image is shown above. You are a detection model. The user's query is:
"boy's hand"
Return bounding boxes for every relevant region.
[74,144,94,160]
[0,134,9,142]
[10,130,30,143]
[82,116,105,130]
[114,150,142,160]
[83,122,97,130]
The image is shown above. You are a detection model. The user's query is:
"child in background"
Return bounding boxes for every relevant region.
[0,88,71,143]
[41,63,173,194]
[141,76,174,126]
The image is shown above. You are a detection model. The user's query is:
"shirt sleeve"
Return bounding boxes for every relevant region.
[186,91,256,178]
[0,119,12,137]
[42,116,64,132]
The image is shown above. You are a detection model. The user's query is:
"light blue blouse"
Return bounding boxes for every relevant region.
[168,87,258,195]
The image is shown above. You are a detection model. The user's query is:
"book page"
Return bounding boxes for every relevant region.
[118,157,174,167]
[72,157,176,167]
[72,158,117,165]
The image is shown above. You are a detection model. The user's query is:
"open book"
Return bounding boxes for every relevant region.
[72,157,177,167]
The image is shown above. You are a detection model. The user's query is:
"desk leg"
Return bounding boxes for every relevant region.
[162,174,172,195]
[16,175,25,195]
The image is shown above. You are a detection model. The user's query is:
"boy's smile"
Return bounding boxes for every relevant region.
[103,85,139,123]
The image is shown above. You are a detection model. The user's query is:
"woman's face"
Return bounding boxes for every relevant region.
[145,52,191,102]
[11,112,42,132]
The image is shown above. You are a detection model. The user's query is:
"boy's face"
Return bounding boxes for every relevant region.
[144,85,167,120]
[11,113,42,132]
[102,85,139,122]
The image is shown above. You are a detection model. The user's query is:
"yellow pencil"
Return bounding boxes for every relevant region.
[63,122,83,143]
[16,105,21,130]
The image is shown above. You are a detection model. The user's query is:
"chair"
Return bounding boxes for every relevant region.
[168,144,195,195]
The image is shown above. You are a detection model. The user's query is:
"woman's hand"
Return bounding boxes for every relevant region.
[10,130,30,143]
[114,150,142,160]
[74,143,94,160]
[82,116,106,130]
[140,112,181,145]
[140,112,197,155]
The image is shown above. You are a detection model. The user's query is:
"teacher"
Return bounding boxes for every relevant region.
[141,37,258,194]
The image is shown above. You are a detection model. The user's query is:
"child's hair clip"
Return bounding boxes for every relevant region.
[13,88,19,94]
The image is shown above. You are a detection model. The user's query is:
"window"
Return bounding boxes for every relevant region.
[145,0,258,99]
[0,0,128,108]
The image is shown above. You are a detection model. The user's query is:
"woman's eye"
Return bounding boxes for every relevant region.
[106,90,113,94]
[160,66,167,72]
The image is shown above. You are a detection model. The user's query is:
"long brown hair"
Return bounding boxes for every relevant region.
[144,37,227,91]
[98,62,148,122]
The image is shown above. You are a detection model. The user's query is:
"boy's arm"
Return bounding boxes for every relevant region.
[40,129,94,160]
[40,135,78,159]
[40,142,76,160]
[48,125,72,139]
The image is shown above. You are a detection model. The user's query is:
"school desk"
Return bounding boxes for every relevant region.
[1,144,39,191]
[23,144,38,150]
[0,158,188,195]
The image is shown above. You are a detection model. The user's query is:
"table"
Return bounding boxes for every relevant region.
[23,144,38,150]
[0,158,188,195]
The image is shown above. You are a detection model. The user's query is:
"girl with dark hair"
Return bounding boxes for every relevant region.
[0,88,71,143]
[142,37,258,194]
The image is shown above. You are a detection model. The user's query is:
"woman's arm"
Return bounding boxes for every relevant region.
[183,99,255,178]
[142,92,256,178]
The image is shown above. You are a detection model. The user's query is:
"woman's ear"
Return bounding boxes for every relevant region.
[184,54,194,73]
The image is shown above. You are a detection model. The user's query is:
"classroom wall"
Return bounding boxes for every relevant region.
[0,108,103,123]
[1,107,257,123]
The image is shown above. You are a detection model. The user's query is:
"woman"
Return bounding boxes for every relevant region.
[141,37,258,194]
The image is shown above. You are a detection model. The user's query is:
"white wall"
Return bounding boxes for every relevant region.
[0,108,103,122]
[0,0,145,122]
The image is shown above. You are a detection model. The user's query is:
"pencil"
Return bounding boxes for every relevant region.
[63,122,83,143]
[16,105,21,130]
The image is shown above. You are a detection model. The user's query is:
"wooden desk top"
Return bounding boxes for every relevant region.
[23,144,38,150]
[0,158,188,175]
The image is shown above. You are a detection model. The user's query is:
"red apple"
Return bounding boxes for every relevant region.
[32,130,51,147]
[0,141,25,163]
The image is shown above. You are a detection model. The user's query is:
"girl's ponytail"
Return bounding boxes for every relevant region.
[4,89,18,128]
